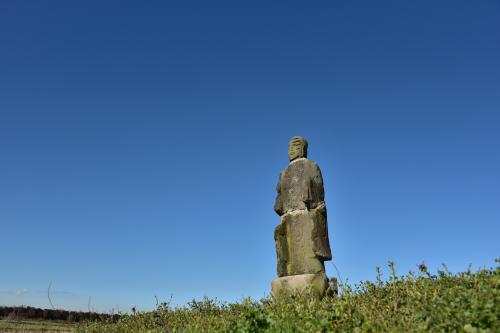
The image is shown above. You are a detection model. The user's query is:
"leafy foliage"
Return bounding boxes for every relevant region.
[77,262,499,333]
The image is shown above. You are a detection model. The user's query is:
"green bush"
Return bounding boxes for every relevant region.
[77,261,499,333]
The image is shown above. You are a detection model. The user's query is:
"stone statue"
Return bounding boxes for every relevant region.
[271,136,334,298]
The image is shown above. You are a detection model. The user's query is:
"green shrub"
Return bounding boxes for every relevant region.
[77,261,499,333]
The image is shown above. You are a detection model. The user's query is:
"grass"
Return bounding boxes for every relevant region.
[0,319,75,332]
[75,261,499,333]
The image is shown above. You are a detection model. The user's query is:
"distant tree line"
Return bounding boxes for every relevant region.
[0,306,120,322]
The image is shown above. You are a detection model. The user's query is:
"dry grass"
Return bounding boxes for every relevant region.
[0,319,75,333]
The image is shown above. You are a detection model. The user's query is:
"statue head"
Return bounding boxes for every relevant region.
[288,136,308,161]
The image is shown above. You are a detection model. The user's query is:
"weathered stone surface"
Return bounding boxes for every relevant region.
[288,136,308,161]
[274,208,331,277]
[274,221,289,277]
[274,158,325,215]
[271,272,328,299]
[311,206,332,261]
[272,136,333,299]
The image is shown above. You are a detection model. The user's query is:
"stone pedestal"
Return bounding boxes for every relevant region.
[271,272,329,299]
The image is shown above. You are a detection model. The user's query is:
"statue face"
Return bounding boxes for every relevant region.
[288,136,308,161]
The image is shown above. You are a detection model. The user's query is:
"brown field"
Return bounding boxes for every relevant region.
[0,319,75,333]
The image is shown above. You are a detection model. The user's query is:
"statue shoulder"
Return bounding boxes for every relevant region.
[304,159,322,172]
[282,158,321,172]
[306,159,318,166]
[306,160,324,183]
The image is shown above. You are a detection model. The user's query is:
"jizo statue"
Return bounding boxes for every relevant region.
[271,136,334,298]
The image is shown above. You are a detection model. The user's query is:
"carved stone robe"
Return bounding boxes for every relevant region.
[274,158,332,277]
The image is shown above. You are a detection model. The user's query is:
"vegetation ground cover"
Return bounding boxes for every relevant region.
[76,261,499,333]
[0,319,75,332]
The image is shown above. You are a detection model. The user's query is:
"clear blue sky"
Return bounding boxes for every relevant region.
[1,0,499,312]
